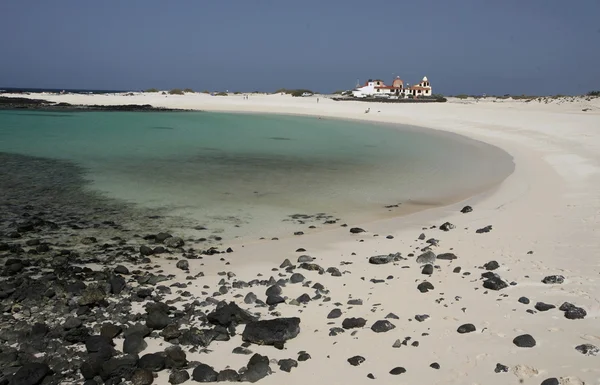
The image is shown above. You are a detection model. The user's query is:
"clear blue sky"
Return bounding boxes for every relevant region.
[1,0,599,95]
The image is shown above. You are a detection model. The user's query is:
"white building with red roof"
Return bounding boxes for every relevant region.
[352,76,432,98]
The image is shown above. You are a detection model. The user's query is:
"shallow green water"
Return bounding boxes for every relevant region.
[0,110,513,238]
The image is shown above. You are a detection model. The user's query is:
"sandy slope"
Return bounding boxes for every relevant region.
[4,93,600,384]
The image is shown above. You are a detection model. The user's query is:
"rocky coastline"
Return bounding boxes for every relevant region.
[0,96,186,112]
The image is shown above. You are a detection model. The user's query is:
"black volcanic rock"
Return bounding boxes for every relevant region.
[138,353,166,372]
[240,353,271,382]
[494,363,509,373]
[482,274,508,290]
[513,334,536,348]
[368,253,401,264]
[242,318,300,345]
[169,370,190,384]
[146,309,171,330]
[421,264,434,275]
[342,317,367,329]
[327,308,342,319]
[457,323,476,334]
[476,225,493,233]
[440,222,455,231]
[349,227,365,234]
[192,363,218,382]
[559,302,587,319]
[518,297,530,305]
[371,320,395,333]
[534,302,556,312]
[483,260,499,270]
[217,369,240,382]
[266,295,285,306]
[540,379,560,385]
[417,281,435,293]
[278,358,298,373]
[164,346,187,369]
[437,253,458,260]
[542,275,564,284]
[575,343,599,356]
[123,333,147,355]
[389,367,406,375]
[347,356,365,366]
[461,205,473,213]
[207,301,257,327]
[416,251,436,264]
[9,363,51,385]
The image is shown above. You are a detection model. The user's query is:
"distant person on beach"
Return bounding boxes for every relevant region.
[317,97,319,103]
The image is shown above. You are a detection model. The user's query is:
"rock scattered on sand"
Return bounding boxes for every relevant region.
[278,358,298,373]
[476,225,493,233]
[482,273,508,291]
[575,344,599,356]
[417,281,435,293]
[371,320,396,333]
[342,317,367,329]
[440,222,455,231]
[347,356,365,366]
[368,253,399,265]
[457,323,476,334]
[534,302,556,312]
[559,302,587,319]
[389,367,406,375]
[513,334,536,348]
[518,297,530,304]
[290,273,305,283]
[9,363,51,385]
[437,253,458,260]
[327,308,342,319]
[421,264,434,275]
[169,370,190,384]
[540,379,560,385]
[461,205,473,213]
[542,275,565,284]
[175,260,189,270]
[415,314,429,322]
[349,227,366,234]
[416,250,436,264]
[217,369,240,382]
[192,363,219,382]
[483,260,500,270]
[495,363,509,373]
[242,318,301,345]
[430,363,440,369]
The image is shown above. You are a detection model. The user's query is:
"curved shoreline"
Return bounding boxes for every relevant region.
[2,92,600,384]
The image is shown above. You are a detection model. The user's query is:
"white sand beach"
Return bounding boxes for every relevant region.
[3,92,600,384]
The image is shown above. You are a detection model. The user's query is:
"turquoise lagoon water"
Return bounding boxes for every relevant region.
[0,110,513,239]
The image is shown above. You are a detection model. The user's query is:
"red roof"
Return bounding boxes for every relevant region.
[375,86,400,89]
